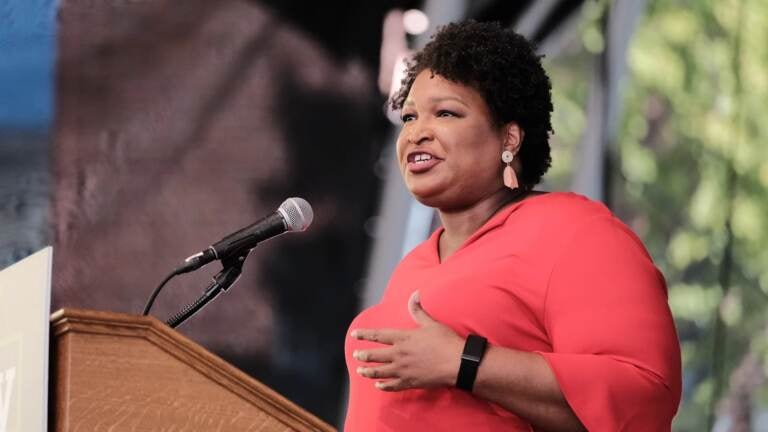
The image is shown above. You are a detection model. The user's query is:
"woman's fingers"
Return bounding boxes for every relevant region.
[407,290,437,326]
[351,312,462,391]
[356,363,399,380]
[351,328,404,345]
[354,352,418,391]
[353,347,394,363]
[375,379,405,392]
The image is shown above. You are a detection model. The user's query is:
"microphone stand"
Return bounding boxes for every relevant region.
[165,252,248,329]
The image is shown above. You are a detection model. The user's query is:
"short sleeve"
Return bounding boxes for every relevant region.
[536,216,682,431]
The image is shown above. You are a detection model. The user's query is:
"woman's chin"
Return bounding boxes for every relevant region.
[407,183,440,202]
[408,184,489,211]
[408,188,453,209]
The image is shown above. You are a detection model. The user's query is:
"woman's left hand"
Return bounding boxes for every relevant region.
[351,291,465,391]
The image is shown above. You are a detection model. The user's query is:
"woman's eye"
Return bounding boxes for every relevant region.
[437,110,457,118]
[401,113,416,122]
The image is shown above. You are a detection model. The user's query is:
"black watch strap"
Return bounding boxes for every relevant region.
[456,334,488,392]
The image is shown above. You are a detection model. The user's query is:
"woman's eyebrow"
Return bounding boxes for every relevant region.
[403,96,468,107]
[429,96,468,107]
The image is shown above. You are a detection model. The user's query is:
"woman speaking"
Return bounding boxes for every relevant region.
[344,21,681,431]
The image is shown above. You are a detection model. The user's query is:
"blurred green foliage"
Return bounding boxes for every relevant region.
[547,0,768,429]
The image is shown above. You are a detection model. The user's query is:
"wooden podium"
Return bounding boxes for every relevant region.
[49,308,336,431]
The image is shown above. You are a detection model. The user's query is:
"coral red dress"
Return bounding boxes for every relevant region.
[344,192,681,431]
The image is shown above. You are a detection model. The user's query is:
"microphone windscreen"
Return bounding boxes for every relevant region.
[279,197,313,231]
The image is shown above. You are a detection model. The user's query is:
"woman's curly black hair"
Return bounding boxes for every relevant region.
[390,21,554,187]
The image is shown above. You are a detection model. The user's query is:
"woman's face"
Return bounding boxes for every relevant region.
[396,70,512,210]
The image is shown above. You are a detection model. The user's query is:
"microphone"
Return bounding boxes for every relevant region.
[177,197,313,273]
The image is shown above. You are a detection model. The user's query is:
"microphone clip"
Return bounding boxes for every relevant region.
[207,254,246,294]
[166,252,248,328]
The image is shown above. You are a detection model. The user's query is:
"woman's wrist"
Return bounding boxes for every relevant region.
[441,335,468,387]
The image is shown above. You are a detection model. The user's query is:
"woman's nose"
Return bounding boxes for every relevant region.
[407,121,434,146]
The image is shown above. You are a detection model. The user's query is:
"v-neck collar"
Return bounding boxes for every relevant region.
[426,192,550,264]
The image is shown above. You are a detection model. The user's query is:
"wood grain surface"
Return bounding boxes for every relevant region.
[50,308,336,432]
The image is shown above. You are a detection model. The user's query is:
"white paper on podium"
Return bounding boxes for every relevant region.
[0,247,52,432]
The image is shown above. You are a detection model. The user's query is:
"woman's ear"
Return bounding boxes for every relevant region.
[503,123,524,154]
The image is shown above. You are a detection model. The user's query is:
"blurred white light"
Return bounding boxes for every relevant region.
[386,53,410,124]
[403,9,429,35]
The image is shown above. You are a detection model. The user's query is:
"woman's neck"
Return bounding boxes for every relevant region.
[437,188,525,261]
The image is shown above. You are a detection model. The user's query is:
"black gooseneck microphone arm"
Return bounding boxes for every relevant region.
[165,252,248,328]
[141,197,313,322]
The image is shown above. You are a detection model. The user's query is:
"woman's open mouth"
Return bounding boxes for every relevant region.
[406,152,441,173]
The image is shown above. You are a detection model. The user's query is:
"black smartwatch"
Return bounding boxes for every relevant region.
[456,334,488,392]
